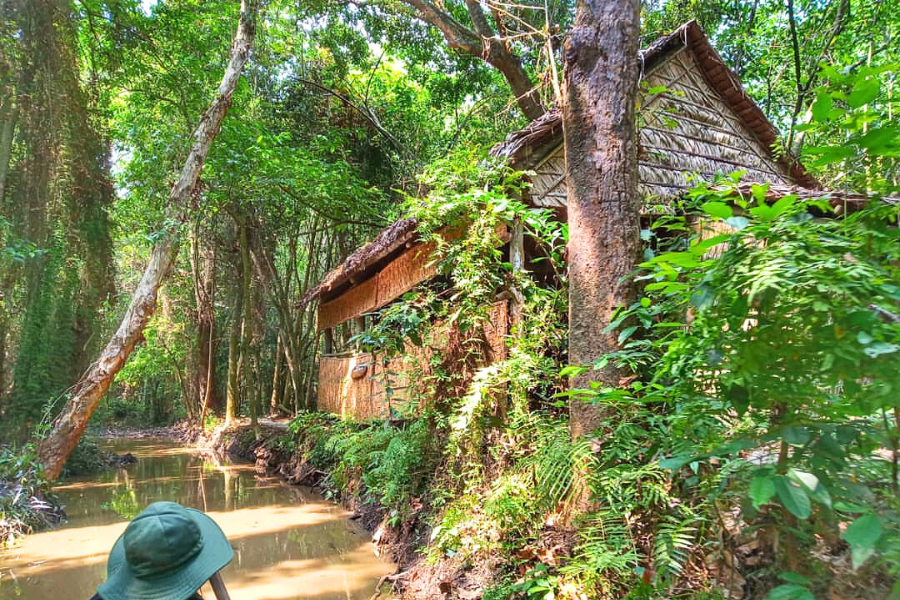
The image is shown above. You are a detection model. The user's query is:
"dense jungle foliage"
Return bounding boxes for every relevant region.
[1,0,899,598]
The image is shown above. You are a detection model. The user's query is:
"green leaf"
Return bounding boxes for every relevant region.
[857,331,873,345]
[842,513,883,569]
[690,234,731,255]
[857,126,899,154]
[788,469,832,508]
[701,202,733,219]
[750,183,769,203]
[779,572,812,585]
[660,453,705,471]
[864,342,899,358]
[848,77,881,108]
[617,326,638,344]
[653,252,700,268]
[749,475,776,509]
[811,93,833,122]
[690,284,715,311]
[559,365,588,378]
[774,476,811,519]
[725,216,749,230]
[803,145,855,166]
[833,501,868,513]
[764,584,815,600]
[781,426,810,446]
[726,384,750,415]
[770,195,796,218]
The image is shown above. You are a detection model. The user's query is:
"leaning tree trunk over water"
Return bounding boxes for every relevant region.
[37,1,259,480]
[564,0,641,440]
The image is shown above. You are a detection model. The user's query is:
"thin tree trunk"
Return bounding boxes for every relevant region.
[37,1,259,480]
[225,280,243,426]
[270,333,283,414]
[238,219,259,432]
[564,0,641,440]
[191,219,219,422]
[0,102,18,203]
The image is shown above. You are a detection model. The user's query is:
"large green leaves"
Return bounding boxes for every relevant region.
[774,476,811,519]
[842,513,884,569]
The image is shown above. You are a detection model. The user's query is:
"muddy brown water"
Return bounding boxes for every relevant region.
[0,438,395,600]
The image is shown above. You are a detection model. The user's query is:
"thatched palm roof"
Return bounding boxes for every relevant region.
[302,21,846,310]
[490,20,819,189]
[299,218,419,307]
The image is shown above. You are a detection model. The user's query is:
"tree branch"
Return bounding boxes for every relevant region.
[295,77,404,152]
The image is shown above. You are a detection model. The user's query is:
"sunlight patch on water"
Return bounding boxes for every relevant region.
[0,438,393,600]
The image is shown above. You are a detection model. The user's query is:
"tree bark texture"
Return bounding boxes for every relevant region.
[37,1,259,480]
[563,0,641,440]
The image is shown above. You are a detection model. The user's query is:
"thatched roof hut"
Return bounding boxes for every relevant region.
[302,20,895,419]
[303,20,813,312]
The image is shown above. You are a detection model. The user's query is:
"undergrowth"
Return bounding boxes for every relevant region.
[0,444,60,548]
[281,143,899,600]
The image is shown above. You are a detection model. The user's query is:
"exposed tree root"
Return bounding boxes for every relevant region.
[369,569,413,600]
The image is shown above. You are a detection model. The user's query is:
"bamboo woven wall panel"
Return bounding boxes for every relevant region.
[528,48,791,210]
[529,153,568,208]
[318,300,509,420]
[318,226,508,330]
[318,354,387,419]
[318,242,437,330]
[484,299,509,361]
[375,240,439,308]
[692,216,740,259]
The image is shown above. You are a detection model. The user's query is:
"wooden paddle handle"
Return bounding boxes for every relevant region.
[209,572,232,600]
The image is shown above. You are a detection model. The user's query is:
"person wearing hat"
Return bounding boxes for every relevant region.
[90,501,234,600]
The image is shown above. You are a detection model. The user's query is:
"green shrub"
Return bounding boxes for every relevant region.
[61,437,114,477]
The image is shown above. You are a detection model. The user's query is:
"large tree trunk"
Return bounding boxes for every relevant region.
[37,1,259,480]
[564,0,641,440]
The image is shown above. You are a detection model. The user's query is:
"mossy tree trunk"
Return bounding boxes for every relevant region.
[37,1,260,480]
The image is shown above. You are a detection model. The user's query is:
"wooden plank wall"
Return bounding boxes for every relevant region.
[318,300,509,420]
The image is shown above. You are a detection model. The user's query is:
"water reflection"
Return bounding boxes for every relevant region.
[0,438,393,600]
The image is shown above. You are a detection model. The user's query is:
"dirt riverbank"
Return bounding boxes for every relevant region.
[188,420,498,600]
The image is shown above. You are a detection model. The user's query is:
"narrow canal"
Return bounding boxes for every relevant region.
[0,438,394,600]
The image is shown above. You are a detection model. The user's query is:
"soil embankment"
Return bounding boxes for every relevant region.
[193,420,488,600]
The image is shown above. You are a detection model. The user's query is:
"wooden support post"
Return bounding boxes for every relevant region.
[323,328,334,355]
[506,217,526,415]
[209,572,232,600]
[509,217,525,330]
[354,315,366,335]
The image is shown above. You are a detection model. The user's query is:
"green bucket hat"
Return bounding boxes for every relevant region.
[97,501,234,600]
